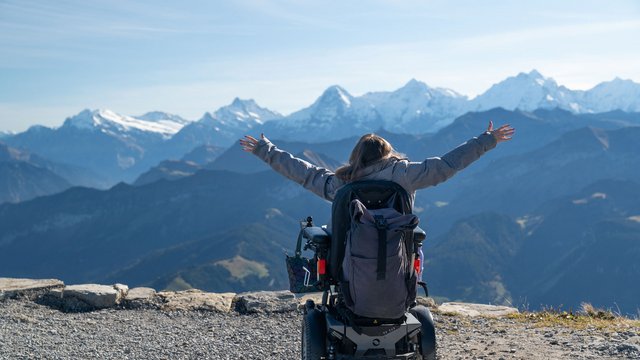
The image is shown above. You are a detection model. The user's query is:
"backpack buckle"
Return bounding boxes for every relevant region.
[373,215,387,229]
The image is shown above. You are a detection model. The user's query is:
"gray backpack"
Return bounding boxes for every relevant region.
[341,198,419,319]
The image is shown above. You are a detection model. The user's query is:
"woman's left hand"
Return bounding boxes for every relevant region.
[488,121,515,143]
[239,133,266,152]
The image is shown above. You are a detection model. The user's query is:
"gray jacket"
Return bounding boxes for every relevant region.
[252,133,497,207]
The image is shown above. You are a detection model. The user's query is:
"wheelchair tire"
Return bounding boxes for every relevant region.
[301,307,326,360]
[410,305,437,360]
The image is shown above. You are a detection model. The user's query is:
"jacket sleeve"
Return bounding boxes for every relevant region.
[252,138,339,201]
[401,132,497,190]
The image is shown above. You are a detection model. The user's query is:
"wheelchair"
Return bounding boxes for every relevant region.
[297,180,437,359]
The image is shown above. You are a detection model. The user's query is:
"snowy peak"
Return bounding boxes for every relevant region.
[181,98,282,145]
[471,69,575,112]
[498,69,557,90]
[64,109,100,130]
[63,109,186,138]
[404,78,427,90]
[274,84,380,136]
[315,85,353,108]
[137,111,190,125]
[514,69,558,88]
[584,77,640,112]
[354,79,469,133]
[213,98,282,124]
[285,85,359,125]
[395,79,465,100]
[470,70,640,113]
[395,79,432,99]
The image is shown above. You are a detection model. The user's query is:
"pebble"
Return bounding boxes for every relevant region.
[1,299,639,359]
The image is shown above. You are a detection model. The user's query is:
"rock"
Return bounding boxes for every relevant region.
[61,284,126,311]
[0,278,64,300]
[416,296,438,309]
[627,336,640,346]
[123,287,158,309]
[234,290,298,314]
[126,287,157,300]
[437,302,519,317]
[158,289,235,312]
[617,343,640,355]
[114,283,129,298]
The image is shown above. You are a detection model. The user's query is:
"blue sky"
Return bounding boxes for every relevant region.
[1,0,639,132]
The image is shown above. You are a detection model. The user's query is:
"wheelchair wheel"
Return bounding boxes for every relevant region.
[301,302,326,360]
[410,305,437,360]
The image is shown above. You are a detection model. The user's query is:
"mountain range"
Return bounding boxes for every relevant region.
[3,70,640,190]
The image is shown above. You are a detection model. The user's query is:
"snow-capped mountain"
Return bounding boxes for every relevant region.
[469,70,640,115]
[3,109,185,185]
[362,79,468,133]
[261,85,383,141]
[212,97,282,125]
[288,85,380,128]
[136,111,190,123]
[0,131,14,140]
[580,78,640,113]
[257,73,640,141]
[470,70,580,112]
[169,98,283,149]
[64,109,188,139]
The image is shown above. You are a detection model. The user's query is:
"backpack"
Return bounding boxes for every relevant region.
[340,198,419,319]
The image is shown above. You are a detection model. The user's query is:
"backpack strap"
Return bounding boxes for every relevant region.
[374,215,388,280]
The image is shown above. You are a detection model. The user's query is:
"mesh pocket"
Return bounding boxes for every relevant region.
[285,255,320,293]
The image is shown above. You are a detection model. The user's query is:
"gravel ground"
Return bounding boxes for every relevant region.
[1,299,639,359]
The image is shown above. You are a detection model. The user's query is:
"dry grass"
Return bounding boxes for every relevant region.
[215,255,269,280]
[508,303,640,331]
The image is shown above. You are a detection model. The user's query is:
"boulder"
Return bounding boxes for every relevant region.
[158,289,235,312]
[58,284,128,311]
[234,290,298,314]
[123,287,159,309]
[114,283,129,298]
[0,278,64,300]
[416,296,438,309]
[437,302,519,317]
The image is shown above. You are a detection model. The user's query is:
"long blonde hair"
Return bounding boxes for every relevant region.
[335,134,404,182]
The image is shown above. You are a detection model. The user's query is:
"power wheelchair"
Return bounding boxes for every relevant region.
[296,180,437,360]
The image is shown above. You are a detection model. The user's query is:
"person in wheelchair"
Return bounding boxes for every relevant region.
[240,121,513,204]
[240,122,514,359]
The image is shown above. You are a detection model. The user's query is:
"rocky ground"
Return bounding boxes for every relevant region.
[1,298,639,360]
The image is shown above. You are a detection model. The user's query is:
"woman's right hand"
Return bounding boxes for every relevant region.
[487,121,515,143]
[239,133,267,152]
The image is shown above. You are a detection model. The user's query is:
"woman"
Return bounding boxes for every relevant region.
[240,121,515,208]
[242,122,514,281]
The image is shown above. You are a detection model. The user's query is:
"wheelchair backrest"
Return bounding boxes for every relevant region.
[328,180,412,281]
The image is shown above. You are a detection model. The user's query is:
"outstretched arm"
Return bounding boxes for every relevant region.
[402,122,515,190]
[240,134,340,201]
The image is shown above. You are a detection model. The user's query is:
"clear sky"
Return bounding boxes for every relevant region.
[1,0,639,132]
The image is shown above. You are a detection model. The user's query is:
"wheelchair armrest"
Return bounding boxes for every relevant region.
[303,226,331,245]
[414,226,426,242]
